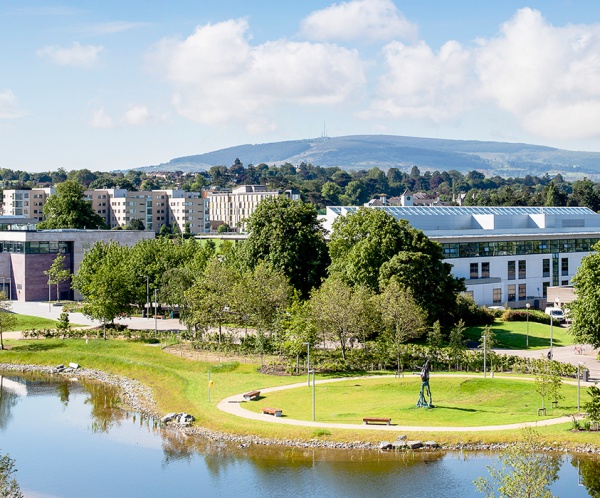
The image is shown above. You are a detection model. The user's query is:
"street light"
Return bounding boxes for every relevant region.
[483,333,487,378]
[549,314,554,360]
[154,288,158,337]
[48,279,52,312]
[526,303,531,349]
[144,276,150,319]
[303,342,311,387]
[578,362,582,413]
[310,369,316,421]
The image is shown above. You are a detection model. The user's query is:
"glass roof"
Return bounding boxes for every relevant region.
[363,206,596,216]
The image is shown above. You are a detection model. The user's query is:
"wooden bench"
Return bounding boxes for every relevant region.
[363,417,392,425]
[243,390,260,401]
[262,407,282,417]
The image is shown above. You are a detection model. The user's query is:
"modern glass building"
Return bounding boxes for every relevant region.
[321,206,600,308]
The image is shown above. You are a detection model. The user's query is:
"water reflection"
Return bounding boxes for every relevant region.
[572,456,600,496]
[0,369,595,498]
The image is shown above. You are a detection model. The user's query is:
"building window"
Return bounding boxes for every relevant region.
[507,284,516,302]
[561,258,569,276]
[508,261,516,280]
[519,284,526,301]
[542,281,549,298]
[493,288,502,304]
[561,280,569,286]
[543,258,550,278]
[518,260,526,279]
[470,263,479,279]
[481,262,490,278]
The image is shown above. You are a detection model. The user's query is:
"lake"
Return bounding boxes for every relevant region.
[0,372,597,497]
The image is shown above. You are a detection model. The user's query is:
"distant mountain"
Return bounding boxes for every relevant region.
[140,135,600,178]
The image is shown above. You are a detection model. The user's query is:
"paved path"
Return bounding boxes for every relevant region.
[217,374,590,432]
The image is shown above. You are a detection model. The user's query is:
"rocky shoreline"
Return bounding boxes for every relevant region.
[2,362,600,456]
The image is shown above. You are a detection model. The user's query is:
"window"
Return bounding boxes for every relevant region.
[481,262,490,278]
[508,284,516,302]
[470,263,479,279]
[543,282,549,298]
[519,284,526,301]
[493,288,502,304]
[508,261,516,280]
[518,260,526,279]
[561,258,569,276]
[561,280,569,286]
[543,259,550,278]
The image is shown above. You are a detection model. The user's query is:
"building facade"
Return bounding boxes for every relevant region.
[322,206,600,308]
[0,227,154,301]
[2,188,54,222]
[208,185,299,231]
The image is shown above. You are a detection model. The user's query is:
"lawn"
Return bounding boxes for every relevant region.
[0,338,596,447]
[465,319,575,350]
[242,376,578,426]
[7,314,83,331]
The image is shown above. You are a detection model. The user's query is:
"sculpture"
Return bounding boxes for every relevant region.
[416,359,433,408]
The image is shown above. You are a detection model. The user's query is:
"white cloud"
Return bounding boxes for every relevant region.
[90,108,114,128]
[366,39,474,122]
[37,42,103,68]
[85,21,152,36]
[475,8,600,140]
[300,0,417,42]
[149,19,365,129]
[122,105,166,126]
[0,90,23,119]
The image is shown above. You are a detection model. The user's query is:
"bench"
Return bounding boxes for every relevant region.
[363,417,392,425]
[262,407,282,417]
[243,390,260,401]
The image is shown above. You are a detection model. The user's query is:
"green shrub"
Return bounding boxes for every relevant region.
[501,309,551,325]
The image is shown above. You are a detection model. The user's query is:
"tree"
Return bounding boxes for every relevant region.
[479,325,496,372]
[427,320,444,350]
[125,218,145,230]
[448,320,467,371]
[43,253,71,302]
[377,278,427,375]
[38,180,106,229]
[276,298,317,371]
[533,358,562,412]
[0,293,16,350]
[584,384,600,430]
[72,241,134,338]
[569,242,600,347]
[0,451,23,498]
[241,196,330,299]
[310,277,372,361]
[328,208,464,323]
[56,307,70,338]
[474,428,559,498]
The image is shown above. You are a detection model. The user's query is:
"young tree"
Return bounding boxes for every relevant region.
[242,196,330,299]
[377,278,427,375]
[277,298,317,372]
[38,180,106,229]
[533,358,562,412]
[56,307,70,339]
[0,451,23,498]
[0,292,16,350]
[569,242,600,347]
[448,320,467,371]
[584,384,600,430]
[474,428,559,498]
[427,320,444,350]
[43,253,71,302]
[479,325,496,373]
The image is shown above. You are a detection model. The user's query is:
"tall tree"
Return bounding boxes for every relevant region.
[38,180,105,229]
[569,242,600,347]
[377,279,427,375]
[242,196,330,298]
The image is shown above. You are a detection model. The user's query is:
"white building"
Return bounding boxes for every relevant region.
[322,206,600,308]
[2,188,54,222]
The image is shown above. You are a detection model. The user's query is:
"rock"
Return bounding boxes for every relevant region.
[161,413,177,424]
[424,441,438,449]
[69,363,80,370]
[406,440,423,449]
[392,441,407,450]
[396,434,407,441]
[379,441,392,450]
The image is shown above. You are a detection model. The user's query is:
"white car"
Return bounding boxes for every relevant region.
[544,307,565,323]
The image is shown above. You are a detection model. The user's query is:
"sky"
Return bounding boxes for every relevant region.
[4,0,600,172]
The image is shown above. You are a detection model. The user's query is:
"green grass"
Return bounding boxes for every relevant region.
[465,319,575,349]
[243,376,577,426]
[0,338,596,447]
[8,314,83,331]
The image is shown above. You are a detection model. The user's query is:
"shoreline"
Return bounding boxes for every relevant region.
[2,362,600,456]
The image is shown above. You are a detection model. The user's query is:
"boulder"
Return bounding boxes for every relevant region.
[379,441,392,450]
[69,363,80,370]
[406,440,423,449]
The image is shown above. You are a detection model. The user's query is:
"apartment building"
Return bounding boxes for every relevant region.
[2,188,54,222]
[86,188,209,234]
[208,185,300,231]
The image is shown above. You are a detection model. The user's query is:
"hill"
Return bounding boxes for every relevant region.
[141,135,600,178]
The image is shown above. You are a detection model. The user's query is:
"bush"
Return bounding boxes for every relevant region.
[501,309,551,325]
[452,294,495,327]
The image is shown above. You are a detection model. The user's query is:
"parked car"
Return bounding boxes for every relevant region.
[544,307,565,322]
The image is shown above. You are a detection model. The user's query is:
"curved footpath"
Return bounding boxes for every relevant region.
[217,374,592,432]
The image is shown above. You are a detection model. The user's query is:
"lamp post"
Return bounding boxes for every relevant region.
[483,333,487,378]
[310,370,316,421]
[578,362,582,413]
[154,288,158,337]
[526,303,531,349]
[303,342,311,387]
[145,276,150,319]
[549,314,554,360]
[48,279,51,312]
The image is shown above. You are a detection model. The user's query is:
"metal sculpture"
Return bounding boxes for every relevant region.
[416,359,433,408]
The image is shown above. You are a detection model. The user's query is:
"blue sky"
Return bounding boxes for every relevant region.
[3,0,600,171]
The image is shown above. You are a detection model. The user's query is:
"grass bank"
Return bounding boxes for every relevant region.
[465,319,575,349]
[1,338,597,447]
